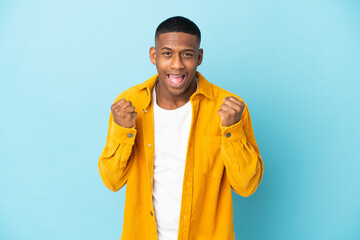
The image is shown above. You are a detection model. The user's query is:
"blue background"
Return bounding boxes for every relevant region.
[1,0,359,239]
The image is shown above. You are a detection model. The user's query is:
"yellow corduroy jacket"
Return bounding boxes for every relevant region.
[98,72,263,240]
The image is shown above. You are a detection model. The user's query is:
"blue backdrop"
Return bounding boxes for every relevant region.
[1,0,359,239]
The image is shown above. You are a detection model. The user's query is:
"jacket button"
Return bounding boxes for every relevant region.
[226,132,231,138]
[150,211,153,216]
[127,133,134,138]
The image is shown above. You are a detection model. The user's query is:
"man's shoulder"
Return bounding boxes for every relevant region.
[197,72,246,105]
[113,74,158,103]
[114,82,143,102]
[207,80,246,105]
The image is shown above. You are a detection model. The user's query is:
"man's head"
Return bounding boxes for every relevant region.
[150,16,203,102]
[155,16,201,47]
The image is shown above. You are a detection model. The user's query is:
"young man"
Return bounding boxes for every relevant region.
[98,16,263,240]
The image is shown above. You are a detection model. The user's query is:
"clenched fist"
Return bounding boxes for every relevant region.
[218,96,245,127]
[111,99,138,128]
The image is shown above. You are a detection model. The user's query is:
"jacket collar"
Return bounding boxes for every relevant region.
[136,71,214,109]
[194,71,214,100]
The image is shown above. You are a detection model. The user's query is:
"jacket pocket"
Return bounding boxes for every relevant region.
[202,136,224,179]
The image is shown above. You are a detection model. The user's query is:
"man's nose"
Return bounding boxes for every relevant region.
[170,54,185,69]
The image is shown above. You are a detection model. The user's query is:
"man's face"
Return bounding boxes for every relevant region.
[149,32,203,98]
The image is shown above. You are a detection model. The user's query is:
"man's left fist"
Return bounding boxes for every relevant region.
[218,96,245,127]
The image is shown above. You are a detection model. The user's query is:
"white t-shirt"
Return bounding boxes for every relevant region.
[152,87,192,240]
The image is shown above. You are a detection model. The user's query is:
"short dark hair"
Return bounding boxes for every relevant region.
[155,16,201,44]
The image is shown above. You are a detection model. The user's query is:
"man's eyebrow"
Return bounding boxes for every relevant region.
[183,49,196,52]
[160,47,196,52]
[160,47,172,51]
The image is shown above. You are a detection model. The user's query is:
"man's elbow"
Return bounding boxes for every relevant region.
[98,161,126,192]
[232,183,258,197]
[99,173,126,192]
[231,166,263,197]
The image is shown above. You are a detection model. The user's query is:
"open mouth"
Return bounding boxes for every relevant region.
[167,74,186,88]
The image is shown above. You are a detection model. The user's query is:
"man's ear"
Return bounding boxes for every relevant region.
[197,48,203,66]
[149,47,156,65]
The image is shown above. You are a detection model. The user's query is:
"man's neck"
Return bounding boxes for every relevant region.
[155,79,197,110]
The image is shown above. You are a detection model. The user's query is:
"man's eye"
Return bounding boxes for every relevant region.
[163,52,171,56]
[184,53,193,57]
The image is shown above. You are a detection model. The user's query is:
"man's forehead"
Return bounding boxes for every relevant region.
[155,32,199,49]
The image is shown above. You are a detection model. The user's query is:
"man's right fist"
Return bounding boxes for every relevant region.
[111,99,138,128]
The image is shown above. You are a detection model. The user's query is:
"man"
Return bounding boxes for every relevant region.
[98,16,263,240]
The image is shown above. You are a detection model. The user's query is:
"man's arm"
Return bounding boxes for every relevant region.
[98,99,137,192]
[218,97,264,197]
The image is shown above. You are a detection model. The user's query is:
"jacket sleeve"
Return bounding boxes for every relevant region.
[98,112,137,192]
[220,104,263,197]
